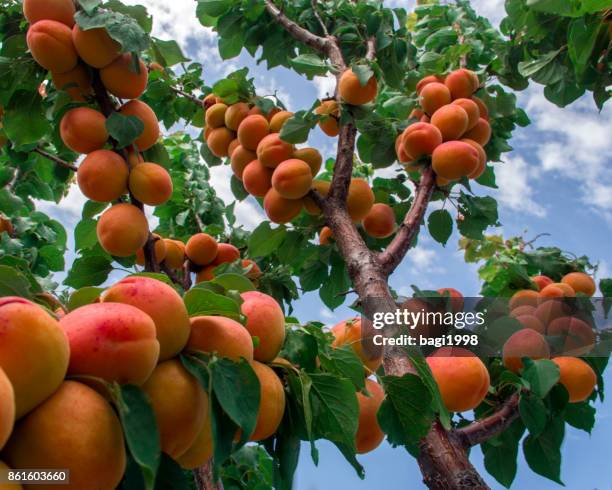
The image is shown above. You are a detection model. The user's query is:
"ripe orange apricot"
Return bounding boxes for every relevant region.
[97,203,149,257]
[427,347,490,412]
[237,114,270,151]
[548,316,596,356]
[542,282,575,298]
[264,188,303,224]
[202,94,221,110]
[211,243,240,265]
[471,96,489,121]
[102,276,191,361]
[0,297,69,418]
[205,103,228,129]
[355,379,385,454]
[339,69,378,105]
[23,0,76,27]
[240,291,286,362]
[561,272,596,296]
[186,233,218,266]
[249,361,286,441]
[445,68,479,99]
[363,203,396,239]
[187,316,254,361]
[224,102,249,131]
[401,122,443,158]
[552,357,597,403]
[228,138,240,157]
[510,305,537,318]
[416,75,443,94]
[269,111,293,133]
[243,159,273,197]
[534,299,571,327]
[316,100,340,137]
[257,133,294,168]
[207,127,235,157]
[142,360,207,459]
[437,287,464,313]
[531,275,553,291]
[319,226,333,245]
[51,64,92,101]
[451,98,480,130]
[164,239,185,269]
[395,134,413,163]
[462,138,487,179]
[347,178,375,222]
[0,368,15,450]
[176,415,212,470]
[431,141,479,180]
[463,118,491,146]
[248,105,264,116]
[77,150,127,202]
[419,82,451,115]
[303,180,330,215]
[502,329,550,373]
[231,145,256,179]
[129,162,173,206]
[515,314,546,334]
[100,53,148,99]
[331,318,382,372]
[271,158,313,199]
[294,147,322,176]
[72,25,121,68]
[60,302,160,384]
[26,20,77,73]
[195,265,216,284]
[430,104,469,141]
[135,234,167,266]
[509,289,540,310]
[60,107,108,153]
[242,259,262,280]
[119,100,160,151]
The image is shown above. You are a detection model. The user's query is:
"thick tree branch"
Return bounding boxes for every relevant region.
[327,123,356,202]
[33,148,78,172]
[264,0,329,53]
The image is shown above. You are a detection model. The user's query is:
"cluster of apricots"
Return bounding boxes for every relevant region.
[0,276,288,482]
[22,0,171,258]
[396,69,491,185]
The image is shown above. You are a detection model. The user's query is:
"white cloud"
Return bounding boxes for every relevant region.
[319,307,335,321]
[313,75,336,99]
[495,156,547,218]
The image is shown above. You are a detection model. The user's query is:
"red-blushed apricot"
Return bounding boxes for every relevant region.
[451,98,480,130]
[96,203,149,257]
[212,243,240,265]
[202,94,221,110]
[401,122,443,158]
[316,100,340,137]
[542,282,575,298]
[548,316,596,356]
[362,203,396,239]
[240,291,285,362]
[248,106,264,116]
[100,53,148,99]
[0,368,15,450]
[552,357,597,403]
[119,100,160,151]
[3,381,126,489]
[561,272,596,296]
[409,108,425,120]
[431,141,479,180]
[271,158,313,199]
[102,276,191,361]
[502,329,550,373]
[243,159,273,197]
[60,107,108,153]
[416,75,443,94]
[195,265,216,284]
[207,127,235,157]
[270,111,293,133]
[319,226,333,245]
[237,114,270,151]
[231,146,256,179]
[303,180,330,215]
[176,415,212,470]
[60,302,159,384]
[515,314,546,334]
[0,461,23,490]
[395,134,413,163]
[534,299,571,327]
[77,150,127,202]
[72,25,121,68]
[249,361,286,441]
[23,0,76,27]
[242,259,262,280]
[257,133,294,169]
[437,287,464,313]
[509,289,540,310]
[463,118,491,146]
[224,102,249,131]
[126,146,145,167]
[331,318,382,373]
[135,235,167,266]
[186,233,218,266]
[356,379,385,454]
[142,360,207,459]
[294,147,322,176]
[129,162,173,206]
[419,82,451,115]
[187,316,254,361]
[339,69,378,105]
[0,297,69,419]
[347,178,375,222]
[430,104,469,141]
[427,347,490,412]
[51,64,92,101]
[228,138,240,157]
[26,20,77,73]
[462,138,487,179]
[471,95,489,121]
[510,305,536,318]
[263,188,303,224]
[164,239,186,269]
[531,275,553,291]
[205,103,228,129]
[445,68,479,99]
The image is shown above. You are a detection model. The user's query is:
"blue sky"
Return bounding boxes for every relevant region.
[36,0,612,487]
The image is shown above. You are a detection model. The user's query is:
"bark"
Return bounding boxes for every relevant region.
[193,461,223,490]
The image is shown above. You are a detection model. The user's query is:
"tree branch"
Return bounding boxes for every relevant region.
[171,86,203,106]
[327,123,357,202]
[33,148,78,172]
[264,0,329,53]
[310,0,330,37]
[193,461,223,490]
[366,36,376,61]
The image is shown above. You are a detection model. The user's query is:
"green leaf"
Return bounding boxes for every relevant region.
[67,286,105,311]
[318,346,365,391]
[75,9,150,53]
[74,218,98,251]
[428,209,453,246]
[568,16,602,77]
[230,175,248,201]
[457,193,499,239]
[219,35,243,60]
[564,401,595,433]
[212,273,255,293]
[150,38,189,66]
[319,255,350,310]
[352,65,374,87]
[64,255,113,288]
[544,79,585,107]
[523,416,565,484]
[482,418,525,488]
[4,91,50,149]
[290,54,329,78]
[279,111,318,144]
[522,359,560,399]
[154,454,191,490]
[183,288,242,318]
[519,393,547,437]
[77,0,101,15]
[0,265,32,298]
[105,0,153,33]
[517,49,563,79]
[106,112,145,149]
[197,0,235,18]
[271,419,301,490]
[249,222,286,257]
[82,200,108,219]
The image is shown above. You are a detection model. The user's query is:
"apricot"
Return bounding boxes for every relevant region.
[451,98,480,130]
[240,291,285,362]
[362,203,396,239]
[0,368,15,450]
[355,379,385,454]
[243,159,273,197]
[142,360,207,459]
[471,95,489,121]
[207,127,235,157]
[257,133,294,169]
[430,104,469,141]
[202,94,221,110]
[60,302,159,384]
[509,289,540,310]
[437,287,464,313]
[77,150,127,202]
[319,226,333,245]
[462,138,487,179]
[60,107,108,154]
[237,114,270,151]
[316,100,340,137]
[135,234,167,266]
[542,282,575,298]
[248,106,264,116]
[0,461,23,490]
[401,122,443,159]
[431,141,479,180]
[303,180,330,215]
[249,361,286,441]
[23,0,76,27]
[51,64,92,101]
[419,82,451,115]
[463,118,491,146]
[100,53,148,99]
[331,318,382,372]
[242,259,262,280]
[176,416,212,470]
[510,305,536,318]
[339,69,378,105]
[534,299,571,326]
[72,25,121,68]
[531,275,553,291]
[97,203,149,257]
[195,265,216,284]
[271,158,313,199]
[119,100,160,151]
[294,147,322,176]
[205,103,228,129]
[102,276,191,361]
[502,329,550,373]
[552,357,597,403]
[347,178,375,222]
[228,138,240,157]
[212,243,240,265]
[266,107,281,121]
[395,134,413,163]
[416,75,443,94]
[231,146,256,179]
[186,233,218,266]
[264,188,303,224]
[224,102,249,131]
[515,314,546,334]
[269,111,293,133]
[129,162,173,206]
[187,316,254,361]
[164,239,186,269]
[561,272,596,296]
[0,297,69,418]
[548,316,595,356]
[445,68,479,99]
[26,20,77,73]
[3,381,126,489]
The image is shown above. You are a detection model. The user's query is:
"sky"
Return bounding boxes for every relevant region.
[35,0,612,488]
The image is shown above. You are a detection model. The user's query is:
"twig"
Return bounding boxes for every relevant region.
[171,86,203,106]
[311,0,330,37]
[365,36,376,61]
[33,148,78,172]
